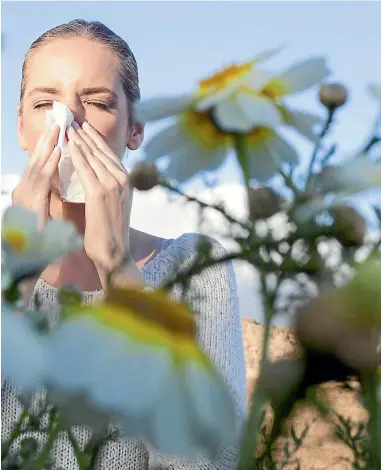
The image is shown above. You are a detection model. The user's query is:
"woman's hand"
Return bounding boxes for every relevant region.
[12,119,61,229]
[66,121,134,286]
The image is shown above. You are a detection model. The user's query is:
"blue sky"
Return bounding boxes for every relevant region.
[2,1,381,183]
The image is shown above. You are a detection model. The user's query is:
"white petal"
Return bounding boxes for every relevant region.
[323,158,381,192]
[214,93,282,133]
[93,343,173,415]
[267,133,299,166]
[213,97,254,132]
[2,205,38,235]
[252,45,284,64]
[195,82,239,112]
[143,124,186,161]
[243,69,274,91]
[165,142,226,183]
[42,218,83,259]
[2,309,47,391]
[151,373,200,458]
[281,106,323,142]
[184,363,236,448]
[278,57,330,94]
[238,93,283,128]
[134,95,193,123]
[246,143,279,182]
[47,317,110,389]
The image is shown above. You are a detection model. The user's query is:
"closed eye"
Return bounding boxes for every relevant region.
[85,101,110,111]
[34,101,53,110]
[33,101,113,112]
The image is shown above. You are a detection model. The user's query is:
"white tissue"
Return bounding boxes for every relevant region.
[45,101,85,203]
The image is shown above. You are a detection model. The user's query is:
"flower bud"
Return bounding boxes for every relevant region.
[130,162,160,191]
[248,186,281,220]
[319,83,348,109]
[296,289,379,371]
[331,205,367,246]
[259,358,305,407]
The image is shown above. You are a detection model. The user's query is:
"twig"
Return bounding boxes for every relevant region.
[306,109,335,188]
[160,180,253,232]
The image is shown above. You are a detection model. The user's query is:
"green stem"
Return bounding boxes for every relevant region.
[1,409,29,461]
[361,367,381,470]
[238,276,273,470]
[67,429,89,469]
[306,108,335,188]
[32,409,61,470]
[233,133,251,190]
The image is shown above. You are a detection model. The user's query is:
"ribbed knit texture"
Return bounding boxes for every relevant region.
[2,233,247,469]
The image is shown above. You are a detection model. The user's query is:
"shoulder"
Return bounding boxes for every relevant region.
[141,232,237,293]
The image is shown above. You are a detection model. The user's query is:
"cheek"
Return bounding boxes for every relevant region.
[22,113,47,156]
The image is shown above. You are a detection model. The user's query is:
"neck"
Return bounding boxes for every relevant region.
[49,191,86,235]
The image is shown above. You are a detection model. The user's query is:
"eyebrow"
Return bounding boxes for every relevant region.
[27,86,118,100]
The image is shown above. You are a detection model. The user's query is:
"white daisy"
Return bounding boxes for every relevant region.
[2,205,83,281]
[2,307,47,391]
[295,158,381,220]
[135,50,329,183]
[44,286,237,459]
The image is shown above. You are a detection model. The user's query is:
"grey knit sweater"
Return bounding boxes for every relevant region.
[2,233,247,469]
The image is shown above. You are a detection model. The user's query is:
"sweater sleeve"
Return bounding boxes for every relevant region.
[141,233,247,470]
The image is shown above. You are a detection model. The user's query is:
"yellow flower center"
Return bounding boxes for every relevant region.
[66,286,211,366]
[106,285,196,338]
[198,61,253,94]
[178,110,273,152]
[260,79,288,102]
[179,111,230,152]
[246,127,274,146]
[3,230,27,253]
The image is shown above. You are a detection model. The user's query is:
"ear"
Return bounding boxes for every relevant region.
[127,122,144,151]
[17,104,28,151]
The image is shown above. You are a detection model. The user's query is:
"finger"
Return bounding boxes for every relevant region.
[81,121,120,163]
[42,146,61,177]
[71,121,98,152]
[69,123,127,185]
[92,148,129,186]
[68,139,100,195]
[67,125,93,158]
[29,122,59,168]
[33,146,61,195]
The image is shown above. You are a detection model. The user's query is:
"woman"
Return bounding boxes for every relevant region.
[2,19,247,469]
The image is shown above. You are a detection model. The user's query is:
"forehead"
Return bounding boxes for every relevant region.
[25,37,123,93]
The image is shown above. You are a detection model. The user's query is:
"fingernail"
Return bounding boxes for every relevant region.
[72,121,80,131]
[53,145,60,153]
[69,139,76,146]
[82,121,90,130]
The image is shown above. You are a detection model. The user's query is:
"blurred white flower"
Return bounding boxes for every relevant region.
[295,158,381,220]
[44,286,236,459]
[136,50,329,183]
[369,82,381,103]
[2,307,47,391]
[2,205,83,281]
[143,113,299,183]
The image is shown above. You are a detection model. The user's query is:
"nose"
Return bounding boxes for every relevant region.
[59,95,86,127]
